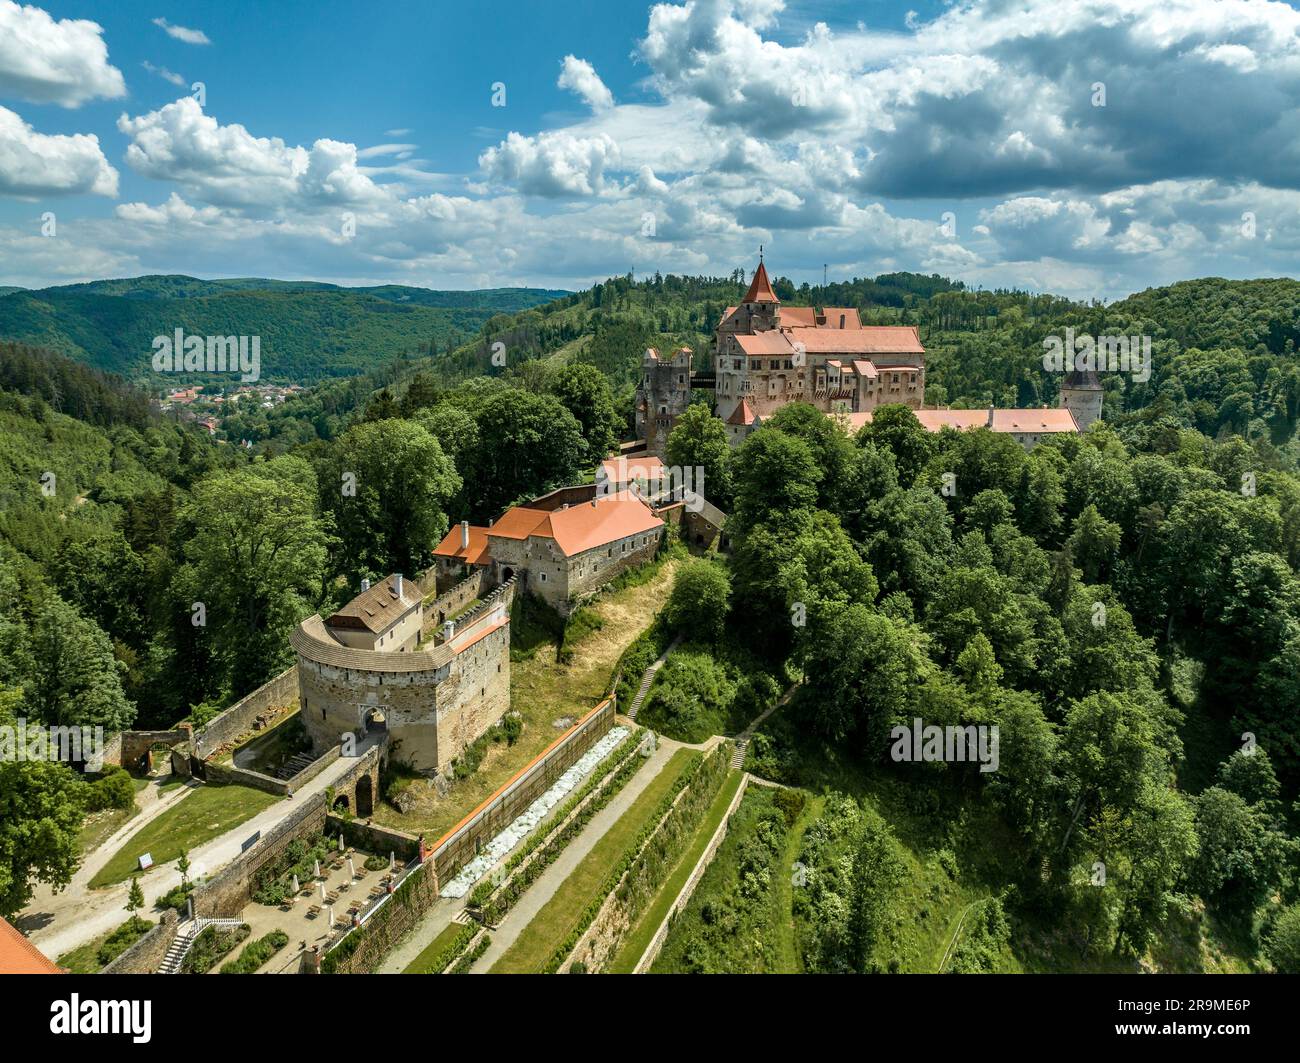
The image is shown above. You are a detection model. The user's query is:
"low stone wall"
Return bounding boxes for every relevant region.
[429,697,616,885]
[206,742,343,797]
[193,667,299,760]
[421,569,491,636]
[326,815,420,863]
[102,910,180,974]
[103,728,193,774]
[633,772,750,973]
[189,743,384,919]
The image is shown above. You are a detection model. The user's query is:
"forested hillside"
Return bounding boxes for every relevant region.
[0,278,567,385]
[3,268,1300,973]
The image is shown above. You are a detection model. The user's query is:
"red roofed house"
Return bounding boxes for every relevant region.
[432,492,664,617]
[0,916,63,974]
[710,257,927,444]
[841,406,1083,450]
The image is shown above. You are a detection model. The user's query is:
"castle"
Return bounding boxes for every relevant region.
[634,257,1102,453]
[290,573,513,775]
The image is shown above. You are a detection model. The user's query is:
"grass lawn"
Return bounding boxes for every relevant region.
[371,557,680,843]
[78,776,151,857]
[401,919,470,974]
[606,769,745,973]
[57,916,154,973]
[89,784,280,888]
[490,747,699,974]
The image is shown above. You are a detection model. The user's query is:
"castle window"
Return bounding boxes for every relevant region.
[540,572,547,583]
[677,375,684,384]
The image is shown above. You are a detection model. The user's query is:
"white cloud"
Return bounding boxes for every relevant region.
[0,104,117,197]
[479,130,620,197]
[142,60,186,87]
[152,17,211,45]
[558,55,614,112]
[0,0,125,107]
[117,97,387,208]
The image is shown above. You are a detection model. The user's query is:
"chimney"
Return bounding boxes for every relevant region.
[395,573,403,597]
[986,406,995,429]
[460,520,469,550]
[361,577,371,592]
[443,621,455,642]
[591,497,598,507]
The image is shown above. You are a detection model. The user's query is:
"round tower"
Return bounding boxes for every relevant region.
[1059,367,1103,432]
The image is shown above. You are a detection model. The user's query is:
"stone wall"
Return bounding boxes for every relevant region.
[103,728,193,774]
[193,667,299,760]
[189,743,383,919]
[430,698,616,884]
[102,910,180,974]
[421,568,490,636]
[295,581,514,775]
[491,528,659,616]
[325,815,420,863]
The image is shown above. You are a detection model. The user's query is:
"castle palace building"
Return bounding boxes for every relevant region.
[711,259,926,444]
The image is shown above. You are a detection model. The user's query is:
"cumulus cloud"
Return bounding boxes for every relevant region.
[152,17,210,45]
[558,55,614,112]
[0,105,117,196]
[117,97,387,208]
[0,0,125,106]
[479,130,620,197]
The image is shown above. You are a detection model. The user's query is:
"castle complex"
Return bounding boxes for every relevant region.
[634,258,1103,454]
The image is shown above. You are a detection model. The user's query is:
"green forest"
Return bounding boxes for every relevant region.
[0,277,567,386]
[3,267,1300,976]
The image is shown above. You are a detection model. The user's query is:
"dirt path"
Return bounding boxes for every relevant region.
[468,736,683,973]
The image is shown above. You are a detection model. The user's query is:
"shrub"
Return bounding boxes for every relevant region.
[364,854,389,872]
[182,923,250,974]
[220,930,290,974]
[638,650,737,743]
[85,767,136,812]
[96,916,153,966]
[156,881,195,914]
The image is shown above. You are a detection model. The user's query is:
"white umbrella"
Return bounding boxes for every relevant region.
[292,874,300,894]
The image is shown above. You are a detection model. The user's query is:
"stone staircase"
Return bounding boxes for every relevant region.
[276,751,319,780]
[730,739,749,771]
[157,917,245,974]
[627,636,681,721]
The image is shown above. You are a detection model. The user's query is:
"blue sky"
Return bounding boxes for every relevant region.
[2,0,1299,299]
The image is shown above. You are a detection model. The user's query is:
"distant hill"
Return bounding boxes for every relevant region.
[0,276,569,385]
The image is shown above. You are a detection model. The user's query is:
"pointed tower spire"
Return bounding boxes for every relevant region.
[742,257,778,305]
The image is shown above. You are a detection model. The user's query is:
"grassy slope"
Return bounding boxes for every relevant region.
[490,747,699,974]
[401,921,470,975]
[89,784,279,888]
[606,768,746,973]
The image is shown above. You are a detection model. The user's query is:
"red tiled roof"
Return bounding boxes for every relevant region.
[726,399,757,426]
[0,918,62,974]
[432,523,492,566]
[733,326,923,358]
[840,408,1081,435]
[742,261,779,304]
[780,306,817,327]
[486,507,551,540]
[541,494,664,557]
[823,307,862,329]
[599,454,666,486]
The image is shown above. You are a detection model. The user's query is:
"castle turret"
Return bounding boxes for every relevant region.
[634,346,693,457]
[1059,366,1103,432]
